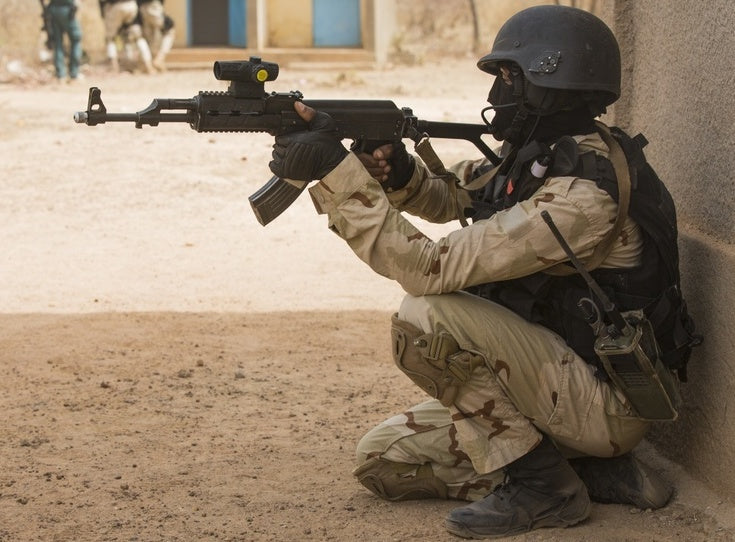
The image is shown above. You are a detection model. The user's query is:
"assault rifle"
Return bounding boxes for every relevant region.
[73,57,500,225]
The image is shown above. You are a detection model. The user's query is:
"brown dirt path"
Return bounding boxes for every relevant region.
[1,62,734,541]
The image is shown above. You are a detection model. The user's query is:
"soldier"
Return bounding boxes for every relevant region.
[98,0,154,73]
[136,0,175,71]
[268,5,699,539]
[42,0,83,80]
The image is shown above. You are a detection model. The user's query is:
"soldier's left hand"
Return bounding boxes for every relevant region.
[269,102,348,181]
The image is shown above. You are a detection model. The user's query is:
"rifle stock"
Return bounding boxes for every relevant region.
[74,57,499,226]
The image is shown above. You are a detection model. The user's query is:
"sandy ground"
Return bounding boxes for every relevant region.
[2,60,735,541]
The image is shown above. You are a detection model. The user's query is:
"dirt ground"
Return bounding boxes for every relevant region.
[2,59,735,542]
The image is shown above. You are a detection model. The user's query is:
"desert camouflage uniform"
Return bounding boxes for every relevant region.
[137,0,164,46]
[101,0,154,72]
[307,131,650,501]
[101,0,140,41]
[137,0,174,69]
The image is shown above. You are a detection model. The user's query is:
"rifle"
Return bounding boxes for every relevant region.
[74,56,500,226]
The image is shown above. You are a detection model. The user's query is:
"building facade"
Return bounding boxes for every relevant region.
[164,0,394,64]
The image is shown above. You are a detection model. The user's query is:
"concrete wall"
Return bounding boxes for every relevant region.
[165,1,187,48]
[163,0,382,59]
[604,0,735,498]
[266,0,312,47]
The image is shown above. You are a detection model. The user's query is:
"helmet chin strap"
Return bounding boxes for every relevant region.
[481,68,542,146]
[487,66,594,148]
[481,105,541,147]
[480,102,515,126]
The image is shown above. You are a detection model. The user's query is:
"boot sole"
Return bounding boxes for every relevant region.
[444,497,591,539]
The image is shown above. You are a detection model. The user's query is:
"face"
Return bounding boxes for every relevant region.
[487,62,522,107]
[499,65,513,86]
[482,62,532,144]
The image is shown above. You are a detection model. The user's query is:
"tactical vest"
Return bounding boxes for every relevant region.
[466,127,700,381]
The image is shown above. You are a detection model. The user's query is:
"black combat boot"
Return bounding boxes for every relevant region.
[445,436,590,539]
[569,453,673,509]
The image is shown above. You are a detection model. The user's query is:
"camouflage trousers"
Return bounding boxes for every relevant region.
[103,1,140,40]
[139,1,165,54]
[355,292,649,501]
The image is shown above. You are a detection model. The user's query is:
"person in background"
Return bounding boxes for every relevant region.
[137,0,175,71]
[42,0,83,81]
[99,0,154,73]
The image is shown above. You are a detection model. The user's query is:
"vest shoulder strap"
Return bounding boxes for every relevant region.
[544,123,632,276]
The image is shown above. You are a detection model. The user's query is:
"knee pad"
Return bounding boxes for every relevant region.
[353,457,448,501]
[390,314,485,406]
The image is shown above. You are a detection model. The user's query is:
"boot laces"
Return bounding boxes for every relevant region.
[491,472,516,501]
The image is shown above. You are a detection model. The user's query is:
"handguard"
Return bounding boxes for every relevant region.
[390,314,485,407]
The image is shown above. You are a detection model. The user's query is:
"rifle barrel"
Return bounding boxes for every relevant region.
[73,111,192,125]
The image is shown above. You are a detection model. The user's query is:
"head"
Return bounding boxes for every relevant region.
[478,5,621,146]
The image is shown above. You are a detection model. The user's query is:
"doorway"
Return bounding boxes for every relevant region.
[189,0,247,47]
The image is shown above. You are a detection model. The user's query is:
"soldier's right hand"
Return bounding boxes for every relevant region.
[357,142,415,192]
[357,143,393,182]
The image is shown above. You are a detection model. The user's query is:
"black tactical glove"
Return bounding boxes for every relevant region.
[380,141,415,192]
[269,106,348,181]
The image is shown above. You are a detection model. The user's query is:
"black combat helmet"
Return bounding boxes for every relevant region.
[478,5,621,112]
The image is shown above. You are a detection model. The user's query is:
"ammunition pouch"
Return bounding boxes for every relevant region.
[390,314,485,407]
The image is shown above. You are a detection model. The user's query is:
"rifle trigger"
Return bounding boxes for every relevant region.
[349,138,366,153]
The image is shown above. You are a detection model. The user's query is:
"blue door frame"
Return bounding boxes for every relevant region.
[186,0,363,48]
[229,0,247,46]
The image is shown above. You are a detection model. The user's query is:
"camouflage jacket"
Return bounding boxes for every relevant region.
[308,131,642,296]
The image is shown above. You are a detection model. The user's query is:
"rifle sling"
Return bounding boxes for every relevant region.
[544,122,632,276]
[414,136,470,227]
